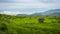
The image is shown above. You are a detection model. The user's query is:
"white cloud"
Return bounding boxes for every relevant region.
[9,0,38,3]
[0,11,18,15]
[0,0,60,15]
[0,11,35,15]
[0,3,60,8]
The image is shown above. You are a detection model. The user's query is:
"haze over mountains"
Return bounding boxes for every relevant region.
[0,9,60,16]
[42,9,60,16]
[17,9,60,16]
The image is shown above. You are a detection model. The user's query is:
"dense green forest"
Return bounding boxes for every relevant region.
[0,14,60,34]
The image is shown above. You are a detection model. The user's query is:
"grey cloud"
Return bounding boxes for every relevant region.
[38,0,60,3]
[0,0,15,3]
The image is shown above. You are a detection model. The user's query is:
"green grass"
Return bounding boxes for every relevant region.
[0,14,60,34]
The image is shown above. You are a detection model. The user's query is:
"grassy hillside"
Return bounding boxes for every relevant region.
[0,14,60,34]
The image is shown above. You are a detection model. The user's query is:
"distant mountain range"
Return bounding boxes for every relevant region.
[17,14,28,16]
[17,9,60,16]
[42,9,60,16]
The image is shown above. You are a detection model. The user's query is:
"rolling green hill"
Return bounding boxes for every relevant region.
[0,14,60,34]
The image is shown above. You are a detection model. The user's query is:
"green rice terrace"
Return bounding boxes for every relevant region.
[0,14,60,34]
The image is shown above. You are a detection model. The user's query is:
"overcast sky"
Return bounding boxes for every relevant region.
[0,0,60,15]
